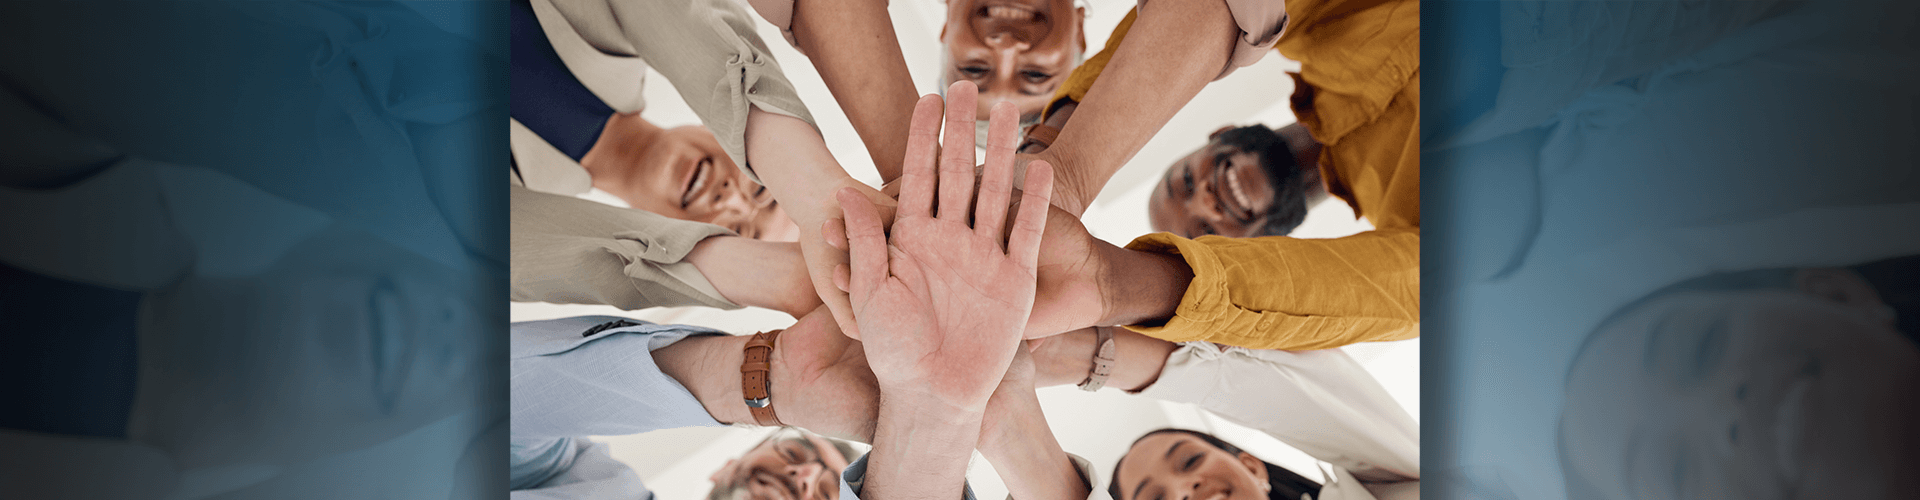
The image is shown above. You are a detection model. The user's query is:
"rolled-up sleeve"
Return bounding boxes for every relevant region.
[510,185,740,310]
[546,0,815,182]
[1122,230,1420,350]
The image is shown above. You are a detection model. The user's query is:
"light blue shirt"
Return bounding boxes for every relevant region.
[512,316,969,500]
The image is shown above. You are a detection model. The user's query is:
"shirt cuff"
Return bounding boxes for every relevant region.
[1120,232,1237,344]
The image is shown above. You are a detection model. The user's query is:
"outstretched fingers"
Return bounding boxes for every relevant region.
[898,94,944,220]
[938,81,979,222]
[837,187,891,312]
[1007,161,1054,273]
[974,101,1019,243]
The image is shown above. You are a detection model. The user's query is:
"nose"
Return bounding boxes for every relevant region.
[1183,179,1226,223]
[787,462,824,498]
[985,32,1031,51]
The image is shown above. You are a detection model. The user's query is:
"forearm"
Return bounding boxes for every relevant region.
[685,236,819,316]
[866,397,984,500]
[1097,245,1192,327]
[978,398,1087,500]
[791,0,916,182]
[1032,326,1177,391]
[652,335,754,425]
[745,107,872,224]
[1040,0,1237,215]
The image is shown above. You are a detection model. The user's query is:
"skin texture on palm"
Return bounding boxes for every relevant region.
[840,86,1052,410]
[835,84,1055,500]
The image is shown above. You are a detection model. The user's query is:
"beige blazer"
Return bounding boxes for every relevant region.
[512,0,823,310]
[514,0,815,188]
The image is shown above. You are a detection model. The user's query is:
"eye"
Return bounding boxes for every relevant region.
[960,65,989,79]
[1020,70,1051,83]
[1182,454,1201,471]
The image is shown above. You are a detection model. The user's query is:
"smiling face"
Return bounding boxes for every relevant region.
[616,125,797,241]
[1561,277,1920,500]
[132,225,495,470]
[710,429,853,500]
[1114,432,1272,500]
[1148,135,1279,238]
[941,0,1084,124]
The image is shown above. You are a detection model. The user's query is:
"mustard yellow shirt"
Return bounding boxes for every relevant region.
[1054,0,1420,350]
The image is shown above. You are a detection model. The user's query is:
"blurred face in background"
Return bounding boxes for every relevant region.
[709,428,853,500]
[1561,270,1920,500]
[134,225,496,471]
[941,0,1085,126]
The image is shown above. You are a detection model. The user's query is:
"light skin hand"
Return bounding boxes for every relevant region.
[652,306,880,442]
[839,84,1052,410]
[837,82,1055,500]
[743,107,896,340]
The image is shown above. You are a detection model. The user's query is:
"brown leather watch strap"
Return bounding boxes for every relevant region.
[741,329,784,426]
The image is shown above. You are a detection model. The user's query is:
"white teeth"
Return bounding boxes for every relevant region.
[1773,378,1811,485]
[986,5,1036,20]
[1226,170,1255,215]
[689,162,708,200]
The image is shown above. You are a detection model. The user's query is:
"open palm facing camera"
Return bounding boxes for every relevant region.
[835,85,1054,412]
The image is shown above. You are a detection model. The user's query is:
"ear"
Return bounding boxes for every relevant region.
[1075,7,1089,54]
[1235,451,1268,484]
[1795,268,1894,326]
[710,458,738,484]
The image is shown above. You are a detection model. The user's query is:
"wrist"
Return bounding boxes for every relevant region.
[1099,245,1192,327]
[653,335,754,425]
[867,395,984,499]
[1031,329,1099,387]
[1110,328,1178,392]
